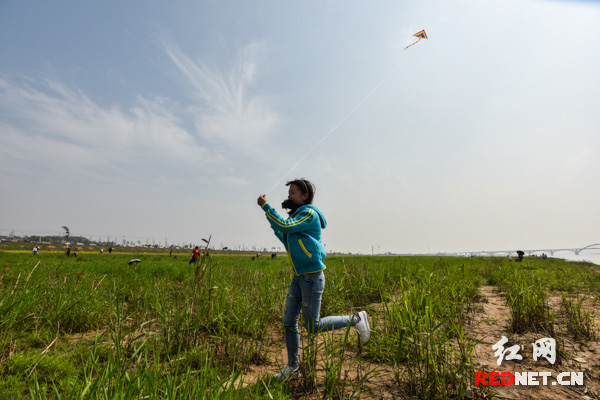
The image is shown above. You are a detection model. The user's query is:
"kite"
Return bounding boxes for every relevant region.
[265,28,429,193]
[404,30,428,50]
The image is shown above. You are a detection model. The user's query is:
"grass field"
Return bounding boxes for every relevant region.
[1,250,599,399]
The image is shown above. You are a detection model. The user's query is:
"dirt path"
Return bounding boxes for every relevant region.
[236,326,399,399]
[468,286,600,400]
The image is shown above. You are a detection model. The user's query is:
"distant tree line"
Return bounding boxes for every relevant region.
[0,235,110,246]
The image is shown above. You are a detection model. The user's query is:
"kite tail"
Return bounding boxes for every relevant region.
[403,38,421,50]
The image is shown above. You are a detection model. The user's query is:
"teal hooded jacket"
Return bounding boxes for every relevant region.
[261,202,327,275]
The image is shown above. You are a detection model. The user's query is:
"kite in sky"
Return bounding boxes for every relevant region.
[267,29,429,192]
[404,30,428,50]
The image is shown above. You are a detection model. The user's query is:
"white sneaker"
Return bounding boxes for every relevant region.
[354,311,370,344]
[273,365,299,382]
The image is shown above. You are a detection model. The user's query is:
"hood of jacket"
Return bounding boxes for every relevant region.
[292,204,327,229]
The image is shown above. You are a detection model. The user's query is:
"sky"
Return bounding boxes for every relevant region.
[1,0,599,255]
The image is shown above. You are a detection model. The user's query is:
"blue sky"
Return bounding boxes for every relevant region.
[1,0,599,254]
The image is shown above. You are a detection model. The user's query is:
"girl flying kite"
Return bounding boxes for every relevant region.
[257,179,370,381]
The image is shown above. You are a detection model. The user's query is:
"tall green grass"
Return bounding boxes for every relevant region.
[377,260,481,399]
[481,258,600,335]
[1,251,598,399]
[561,294,598,341]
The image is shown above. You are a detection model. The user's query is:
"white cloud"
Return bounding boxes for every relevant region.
[0,76,209,182]
[159,37,283,151]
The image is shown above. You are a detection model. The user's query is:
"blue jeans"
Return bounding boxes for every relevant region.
[282,270,354,368]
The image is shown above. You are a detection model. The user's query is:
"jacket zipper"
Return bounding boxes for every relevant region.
[286,235,297,274]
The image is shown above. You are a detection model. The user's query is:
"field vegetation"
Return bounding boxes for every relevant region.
[1,249,599,399]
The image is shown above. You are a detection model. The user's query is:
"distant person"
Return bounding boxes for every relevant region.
[189,246,201,265]
[169,249,173,257]
[100,248,104,254]
[257,178,370,381]
[507,255,512,261]
[74,249,78,257]
[66,246,72,257]
[33,246,39,255]
[516,250,525,262]
[109,247,113,254]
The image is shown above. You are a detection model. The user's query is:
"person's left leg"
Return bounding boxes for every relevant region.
[298,271,354,334]
[282,275,303,369]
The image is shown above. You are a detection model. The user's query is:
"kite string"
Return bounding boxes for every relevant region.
[266,56,408,195]
[403,38,421,50]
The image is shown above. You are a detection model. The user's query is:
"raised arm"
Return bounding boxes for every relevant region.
[261,203,316,234]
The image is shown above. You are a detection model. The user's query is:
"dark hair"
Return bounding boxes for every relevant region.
[286,178,315,204]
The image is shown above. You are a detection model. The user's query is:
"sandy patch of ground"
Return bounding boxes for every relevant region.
[236,323,400,399]
[467,286,600,400]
